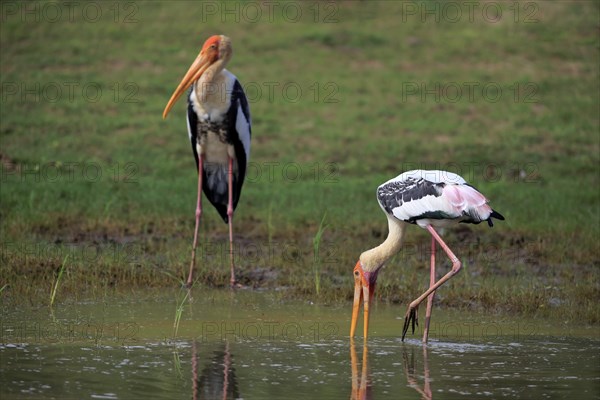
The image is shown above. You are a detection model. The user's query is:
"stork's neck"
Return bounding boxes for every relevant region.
[197,58,229,103]
[359,216,406,273]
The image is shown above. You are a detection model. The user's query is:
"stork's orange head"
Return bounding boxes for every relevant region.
[201,35,221,52]
[162,35,232,119]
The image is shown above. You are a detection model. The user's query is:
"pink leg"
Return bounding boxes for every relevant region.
[402,225,461,341]
[227,156,236,288]
[423,235,436,343]
[187,156,203,287]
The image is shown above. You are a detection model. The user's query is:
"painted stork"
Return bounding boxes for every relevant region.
[350,170,504,343]
[163,35,251,288]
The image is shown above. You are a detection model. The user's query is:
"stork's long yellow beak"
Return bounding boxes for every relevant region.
[350,262,373,340]
[350,277,363,338]
[162,52,213,119]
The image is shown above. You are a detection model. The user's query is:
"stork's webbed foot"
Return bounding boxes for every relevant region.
[402,306,418,341]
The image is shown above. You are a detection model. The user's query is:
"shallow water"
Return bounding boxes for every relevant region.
[1,290,599,399]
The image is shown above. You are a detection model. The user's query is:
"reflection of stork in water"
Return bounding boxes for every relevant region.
[402,346,432,400]
[350,339,372,400]
[192,341,239,400]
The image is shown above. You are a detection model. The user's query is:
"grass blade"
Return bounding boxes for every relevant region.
[50,255,68,307]
[312,212,328,296]
[173,288,191,338]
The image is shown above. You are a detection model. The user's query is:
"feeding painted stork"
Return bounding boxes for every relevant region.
[163,35,251,288]
[350,170,504,343]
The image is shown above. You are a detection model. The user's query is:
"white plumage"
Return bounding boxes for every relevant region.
[377,169,500,228]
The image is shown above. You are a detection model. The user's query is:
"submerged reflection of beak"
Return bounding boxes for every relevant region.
[350,338,371,400]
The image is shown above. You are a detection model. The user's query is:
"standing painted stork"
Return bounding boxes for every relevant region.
[163,35,251,288]
[350,170,504,343]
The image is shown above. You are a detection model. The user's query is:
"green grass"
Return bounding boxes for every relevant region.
[49,254,68,307]
[312,212,328,296]
[173,288,191,338]
[1,1,598,324]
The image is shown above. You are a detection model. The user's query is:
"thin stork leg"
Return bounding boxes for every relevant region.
[422,236,436,343]
[402,225,461,341]
[227,156,236,288]
[187,155,203,287]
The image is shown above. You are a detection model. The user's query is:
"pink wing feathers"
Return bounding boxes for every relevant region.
[442,184,495,224]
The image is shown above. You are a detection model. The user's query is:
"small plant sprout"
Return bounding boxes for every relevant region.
[50,255,68,307]
[313,212,328,296]
[173,288,191,338]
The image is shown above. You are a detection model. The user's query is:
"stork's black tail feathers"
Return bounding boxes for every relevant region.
[487,210,505,227]
[201,163,242,224]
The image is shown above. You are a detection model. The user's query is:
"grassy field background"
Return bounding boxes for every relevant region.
[1,1,598,324]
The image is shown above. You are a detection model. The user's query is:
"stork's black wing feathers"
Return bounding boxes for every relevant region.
[187,80,251,224]
[377,178,444,216]
[227,79,250,209]
[187,93,200,171]
[206,80,251,223]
